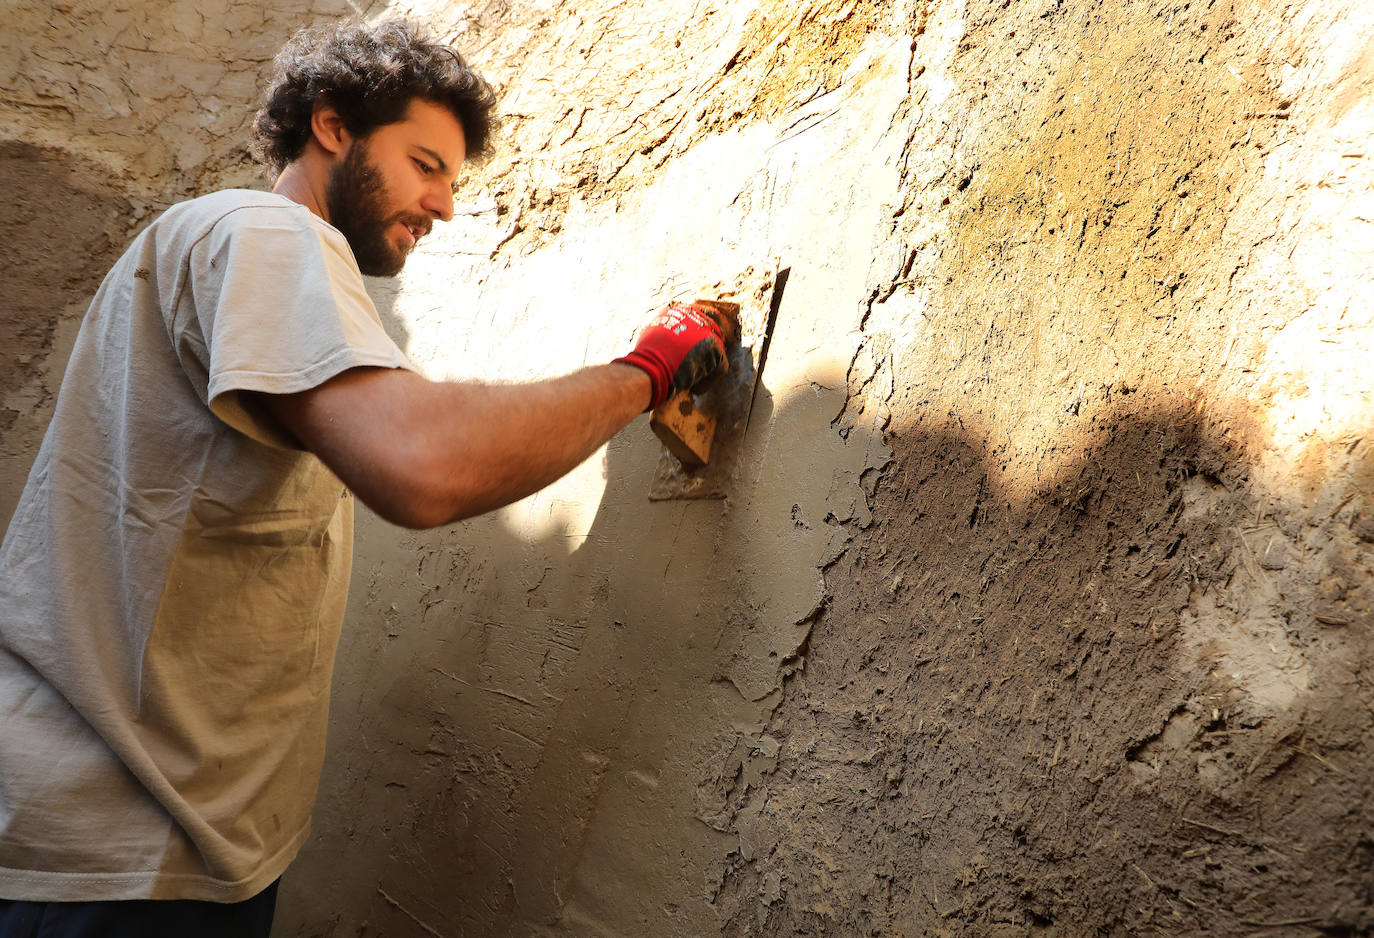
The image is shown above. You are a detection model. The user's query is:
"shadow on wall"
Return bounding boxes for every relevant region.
[712,393,1374,937]
[689,0,1374,931]
[285,366,1371,938]
[0,140,135,528]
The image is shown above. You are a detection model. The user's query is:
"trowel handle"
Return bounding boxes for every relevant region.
[651,391,716,469]
[648,298,740,469]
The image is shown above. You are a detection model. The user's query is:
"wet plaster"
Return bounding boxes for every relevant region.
[287,24,916,937]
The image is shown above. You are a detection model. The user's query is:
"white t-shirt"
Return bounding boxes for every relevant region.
[0,189,415,902]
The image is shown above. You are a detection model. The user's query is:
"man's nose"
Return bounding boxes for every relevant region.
[423,184,454,223]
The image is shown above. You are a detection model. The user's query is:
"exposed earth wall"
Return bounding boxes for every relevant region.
[2,1,1371,936]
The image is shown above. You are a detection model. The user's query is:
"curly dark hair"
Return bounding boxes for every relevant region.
[251,19,498,175]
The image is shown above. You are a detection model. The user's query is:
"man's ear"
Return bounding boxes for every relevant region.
[310,102,352,157]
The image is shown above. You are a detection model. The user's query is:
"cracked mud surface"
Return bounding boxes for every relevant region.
[710,1,1374,934]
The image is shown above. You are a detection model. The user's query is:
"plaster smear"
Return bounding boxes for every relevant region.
[286,26,914,938]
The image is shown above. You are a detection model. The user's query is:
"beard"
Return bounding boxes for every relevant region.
[325,139,412,277]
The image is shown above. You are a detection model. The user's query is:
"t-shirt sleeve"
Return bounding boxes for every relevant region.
[185,204,417,449]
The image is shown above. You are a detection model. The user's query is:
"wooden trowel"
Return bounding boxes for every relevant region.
[647,264,787,500]
[649,298,742,469]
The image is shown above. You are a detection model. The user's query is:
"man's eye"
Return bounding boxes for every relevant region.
[414,159,433,174]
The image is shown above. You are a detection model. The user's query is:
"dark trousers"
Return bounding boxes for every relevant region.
[0,880,278,938]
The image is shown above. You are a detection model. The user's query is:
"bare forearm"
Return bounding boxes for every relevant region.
[263,363,651,528]
[403,363,651,524]
[258,299,731,529]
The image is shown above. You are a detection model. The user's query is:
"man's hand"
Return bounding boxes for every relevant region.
[613,303,730,410]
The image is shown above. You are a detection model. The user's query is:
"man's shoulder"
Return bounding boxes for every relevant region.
[160,189,310,235]
[141,189,350,271]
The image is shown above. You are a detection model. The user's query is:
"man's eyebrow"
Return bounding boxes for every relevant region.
[415,146,451,174]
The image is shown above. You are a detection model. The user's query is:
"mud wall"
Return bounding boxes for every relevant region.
[2,1,1371,937]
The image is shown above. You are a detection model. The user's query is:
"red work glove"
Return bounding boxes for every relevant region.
[614,303,728,410]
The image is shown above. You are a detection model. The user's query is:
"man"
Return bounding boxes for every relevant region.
[0,19,727,937]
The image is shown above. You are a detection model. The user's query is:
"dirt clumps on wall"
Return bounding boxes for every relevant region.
[712,0,1374,935]
[287,0,1370,934]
